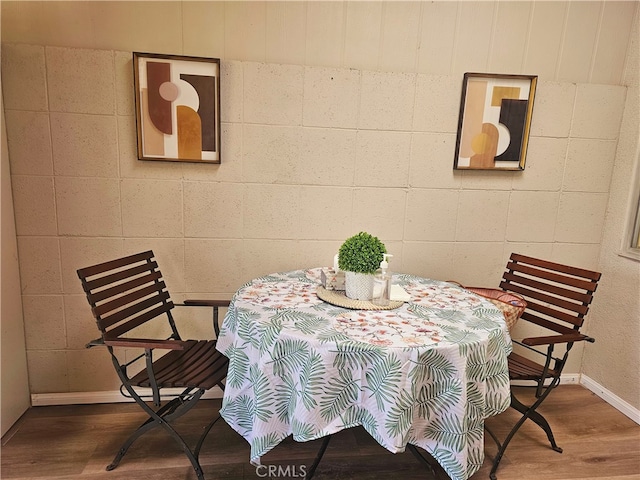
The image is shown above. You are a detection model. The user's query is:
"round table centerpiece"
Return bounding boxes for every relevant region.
[338,231,387,300]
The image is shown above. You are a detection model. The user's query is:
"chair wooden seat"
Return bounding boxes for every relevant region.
[487,253,601,480]
[129,340,228,390]
[508,352,558,381]
[77,250,230,480]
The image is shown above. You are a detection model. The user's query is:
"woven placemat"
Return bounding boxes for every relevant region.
[316,286,403,310]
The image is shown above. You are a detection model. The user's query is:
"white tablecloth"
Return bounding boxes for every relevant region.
[216,268,512,480]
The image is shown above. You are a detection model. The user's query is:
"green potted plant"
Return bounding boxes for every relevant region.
[338,232,387,300]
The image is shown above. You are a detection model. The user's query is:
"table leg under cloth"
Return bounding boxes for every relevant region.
[305,434,449,480]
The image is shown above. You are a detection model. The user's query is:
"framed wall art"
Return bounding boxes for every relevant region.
[133,52,221,163]
[453,73,537,171]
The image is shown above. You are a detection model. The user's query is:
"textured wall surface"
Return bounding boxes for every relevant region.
[1,94,31,435]
[1,1,638,407]
[581,13,640,410]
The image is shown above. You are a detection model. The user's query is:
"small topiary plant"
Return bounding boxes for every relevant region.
[338,232,387,275]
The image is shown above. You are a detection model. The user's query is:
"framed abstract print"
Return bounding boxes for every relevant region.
[454,73,537,171]
[133,52,221,163]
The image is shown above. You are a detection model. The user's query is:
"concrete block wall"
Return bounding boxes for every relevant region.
[1,1,636,397]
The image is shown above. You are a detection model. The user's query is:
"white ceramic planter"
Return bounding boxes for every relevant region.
[345,271,374,300]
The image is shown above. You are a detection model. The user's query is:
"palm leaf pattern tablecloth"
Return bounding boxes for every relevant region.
[216,269,512,480]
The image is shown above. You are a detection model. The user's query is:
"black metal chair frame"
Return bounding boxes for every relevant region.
[486,253,601,480]
[77,250,230,480]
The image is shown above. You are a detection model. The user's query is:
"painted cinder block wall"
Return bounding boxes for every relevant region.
[1,1,638,411]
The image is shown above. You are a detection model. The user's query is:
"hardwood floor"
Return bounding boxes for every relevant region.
[2,386,639,480]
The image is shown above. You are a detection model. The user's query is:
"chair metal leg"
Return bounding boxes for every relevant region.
[305,435,332,480]
[489,387,563,480]
[107,384,210,480]
[108,390,185,469]
[194,414,222,460]
[107,415,163,470]
[511,393,562,453]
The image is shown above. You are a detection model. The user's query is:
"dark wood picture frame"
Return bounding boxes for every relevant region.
[454,72,537,171]
[133,52,221,164]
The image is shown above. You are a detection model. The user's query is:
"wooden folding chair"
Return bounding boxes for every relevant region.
[487,253,601,479]
[77,250,230,480]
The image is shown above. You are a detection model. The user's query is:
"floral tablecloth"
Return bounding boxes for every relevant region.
[216,269,512,480]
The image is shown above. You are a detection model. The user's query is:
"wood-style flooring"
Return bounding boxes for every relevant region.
[2,386,639,480]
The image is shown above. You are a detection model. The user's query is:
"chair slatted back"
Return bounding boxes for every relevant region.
[77,250,176,341]
[500,253,601,333]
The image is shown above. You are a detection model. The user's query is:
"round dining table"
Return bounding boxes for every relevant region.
[216,268,513,480]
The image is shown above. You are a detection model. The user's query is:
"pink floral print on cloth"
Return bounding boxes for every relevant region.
[406,281,486,310]
[238,280,324,309]
[334,310,444,347]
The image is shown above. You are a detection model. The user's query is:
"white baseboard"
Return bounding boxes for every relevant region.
[559,373,581,384]
[31,387,223,407]
[580,375,640,425]
[510,373,580,387]
[513,373,639,425]
[29,375,585,406]
[31,375,640,427]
